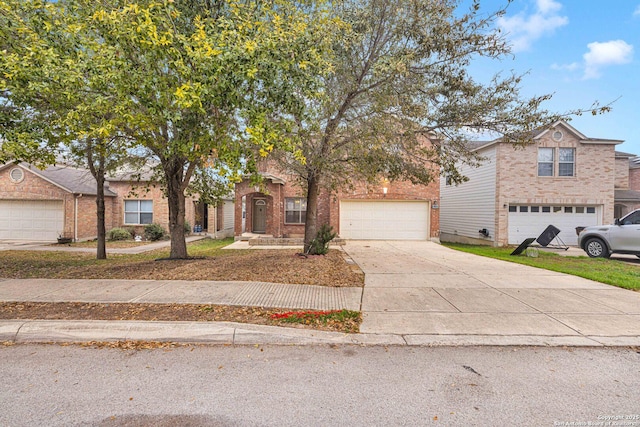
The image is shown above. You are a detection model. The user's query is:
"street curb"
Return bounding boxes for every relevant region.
[2,320,639,347]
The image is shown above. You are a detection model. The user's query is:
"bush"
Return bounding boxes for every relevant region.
[184,221,191,236]
[144,223,166,241]
[107,227,133,241]
[123,226,137,238]
[307,224,337,255]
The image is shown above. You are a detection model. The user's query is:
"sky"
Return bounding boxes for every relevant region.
[460,0,640,155]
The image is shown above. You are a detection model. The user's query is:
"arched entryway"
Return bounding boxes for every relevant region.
[252,198,267,233]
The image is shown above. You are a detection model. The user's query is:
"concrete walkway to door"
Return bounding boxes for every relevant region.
[343,241,640,346]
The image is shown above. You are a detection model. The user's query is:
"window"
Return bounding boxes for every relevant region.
[124,200,153,224]
[586,207,596,214]
[538,148,554,176]
[564,207,573,213]
[622,211,640,225]
[531,206,540,212]
[558,148,575,177]
[538,147,576,177]
[508,206,517,213]
[519,206,528,213]
[552,130,563,141]
[285,197,306,224]
[553,206,562,213]
[9,168,24,183]
[542,206,551,213]
[575,207,585,214]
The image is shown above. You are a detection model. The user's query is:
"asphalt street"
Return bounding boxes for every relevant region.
[1,344,638,426]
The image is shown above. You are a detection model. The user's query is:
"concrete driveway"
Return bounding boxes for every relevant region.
[343,241,640,346]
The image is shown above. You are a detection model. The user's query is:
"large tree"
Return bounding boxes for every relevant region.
[1,0,333,259]
[0,0,140,259]
[270,0,609,253]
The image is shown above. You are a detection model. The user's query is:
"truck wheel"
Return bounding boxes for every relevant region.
[584,238,609,258]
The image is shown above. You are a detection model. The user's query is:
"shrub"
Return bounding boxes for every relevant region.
[107,227,133,241]
[123,226,137,238]
[144,223,166,241]
[307,224,337,255]
[184,221,191,236]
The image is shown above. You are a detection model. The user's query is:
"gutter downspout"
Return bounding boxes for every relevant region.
[212,203,218,239]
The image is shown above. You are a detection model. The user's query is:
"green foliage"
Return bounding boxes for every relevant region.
[307,224,337,255]
[144,223,167,242]
[107,227,133,241]
[0,0,335,259]
[123,226,137,238]
[184,221,192,236]
[270,309,361,332]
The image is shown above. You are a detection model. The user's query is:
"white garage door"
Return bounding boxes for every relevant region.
[508,205,601,246]
[0,200,64,241]
[340,200,430,240]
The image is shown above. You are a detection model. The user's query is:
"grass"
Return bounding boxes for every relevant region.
[270,309,361,333]
[443,243,640,291]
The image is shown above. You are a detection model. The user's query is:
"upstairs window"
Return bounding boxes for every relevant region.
[538,147,575,177]
[124,200,153,224]
[285,197,306,224]
[537,148,554,176]
[558,148,575,176]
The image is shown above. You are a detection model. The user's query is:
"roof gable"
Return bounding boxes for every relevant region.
[2,162,117,196]
[533,120,587,141]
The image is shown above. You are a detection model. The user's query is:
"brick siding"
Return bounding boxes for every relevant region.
[494,128,615,245]
[0,166,198,241]
[235,166,440,239]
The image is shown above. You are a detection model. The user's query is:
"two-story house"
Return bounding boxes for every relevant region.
[614,153,640,217]
[439,120,623,247]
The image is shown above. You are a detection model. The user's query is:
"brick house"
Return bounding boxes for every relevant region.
[0,162,233,241]
[234,162,440,241]
[614,153,640,217]
[439,120,624,247]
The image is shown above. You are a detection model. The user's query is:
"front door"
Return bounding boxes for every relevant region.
[252,199,266,233]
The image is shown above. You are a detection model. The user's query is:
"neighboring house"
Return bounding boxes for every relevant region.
[440,120,623,247]
[234,162,440,241]
[0,162,233,241]
[614,153,640,217]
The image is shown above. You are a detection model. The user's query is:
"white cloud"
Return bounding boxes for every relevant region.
[583,40,634,79]
[550,62,580,71]
[497,0,568,52]
[634,5,640,17]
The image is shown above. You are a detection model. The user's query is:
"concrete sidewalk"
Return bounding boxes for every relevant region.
[0,277,368,345]
[1,240,639,347]
[345,241,640,347]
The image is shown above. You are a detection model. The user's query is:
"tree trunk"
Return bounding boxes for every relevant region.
[303,175,320,254]
[87,141,107,260]
[165,162,188,259]
[95,158,107,260]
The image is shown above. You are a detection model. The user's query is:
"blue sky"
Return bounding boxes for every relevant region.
[462,0,639,155]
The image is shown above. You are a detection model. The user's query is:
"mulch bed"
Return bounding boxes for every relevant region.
[0,249,364,287]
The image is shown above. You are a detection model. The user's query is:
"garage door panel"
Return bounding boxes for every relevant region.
[340,201,429,240]
[0,200,64,241]
[508,206,600,246]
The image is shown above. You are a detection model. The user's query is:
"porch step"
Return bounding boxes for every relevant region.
[248,236,346,246]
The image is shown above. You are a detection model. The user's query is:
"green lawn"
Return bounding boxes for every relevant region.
[443,243,640,291]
